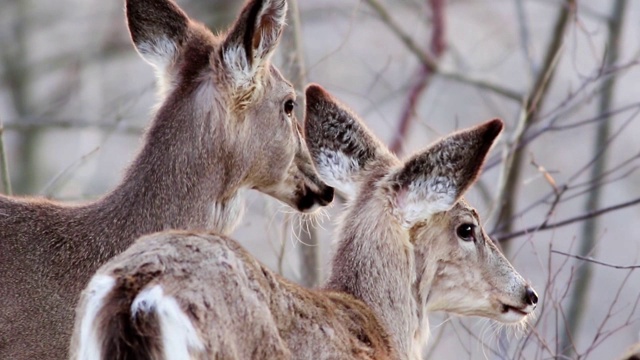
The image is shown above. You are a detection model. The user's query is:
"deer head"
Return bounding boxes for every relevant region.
[304,84,537,353]
[126,0,333,213]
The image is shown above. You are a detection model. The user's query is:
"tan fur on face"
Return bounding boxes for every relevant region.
[413,202,530,319]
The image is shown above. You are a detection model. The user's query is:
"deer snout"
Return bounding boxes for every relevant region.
[318,186,335,206]
[297,184,334,213]
[524,286,538,307]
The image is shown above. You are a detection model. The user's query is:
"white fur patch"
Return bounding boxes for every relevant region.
[137,37,179,96]
[315,150,360,199]
[222,0,286,91]
[397,176,456,228]
[207,191,245,235]
[137,37,178,70]
[77,275,116,360]
[223,45,255,90]
[131,285,205,358]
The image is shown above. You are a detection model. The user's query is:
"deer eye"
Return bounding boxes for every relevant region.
[456,223,476,242]
[283,99,296,117]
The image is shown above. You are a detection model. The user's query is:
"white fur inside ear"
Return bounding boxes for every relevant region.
[131,285,205,358]
[222,45,255,90]
[396,176,457,228]
[314,149,360,199]
[253,0,287,60]
[137,36,178,71]
[137,37,179,95]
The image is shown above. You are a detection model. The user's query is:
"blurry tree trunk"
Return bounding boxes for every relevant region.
[492,1,574,358]
[2,0,40,194]
[389,0,447,155]
[0,115,11,194]
[192,0,239,29]
[560,0,628,356]
[493,0,574,251]
[281,0,321,287]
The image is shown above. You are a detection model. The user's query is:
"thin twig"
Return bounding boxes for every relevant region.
[390,0,446,154]
[495,196,640,242]
[551,250,640,270]
[561,1,629,354]
[492,0,575,241]
[363,0,522,101]
[0,114,12,195]
[40,146,100,197]
[3,118,144,134]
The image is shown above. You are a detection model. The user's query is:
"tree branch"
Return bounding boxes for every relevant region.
[561,1,629,354]
[2,118,144,135]
[492,0,575,241]
[0,115,12,195]
[363,0,522,101]
[551,250,640,270]
[495,197,640,242]
[390,0,446,154]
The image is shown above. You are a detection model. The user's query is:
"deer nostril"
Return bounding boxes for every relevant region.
[525,286,538,306]
[319,186,334,205]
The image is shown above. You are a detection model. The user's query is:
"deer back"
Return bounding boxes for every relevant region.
[72,232,396,360]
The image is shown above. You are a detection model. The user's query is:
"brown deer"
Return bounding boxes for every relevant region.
[71,84,538,360]
[0,0,333,358]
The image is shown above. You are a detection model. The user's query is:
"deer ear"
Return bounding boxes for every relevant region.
[304,84,397,199]
[125,0,190,71]
[222,0,287,86]
[392,119,503,226]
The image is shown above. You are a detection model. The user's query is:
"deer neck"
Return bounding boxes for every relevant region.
[97,85,245,237]
[325,198,423,358]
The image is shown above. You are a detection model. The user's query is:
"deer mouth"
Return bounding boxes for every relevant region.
[501,303,530,317]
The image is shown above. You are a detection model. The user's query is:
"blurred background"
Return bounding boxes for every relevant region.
[1,0,639,358]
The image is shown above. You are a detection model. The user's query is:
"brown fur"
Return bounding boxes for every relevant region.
[71,85,537,360]
[620,342,640,360]
[0,1,332,358]
[74,232,396,360]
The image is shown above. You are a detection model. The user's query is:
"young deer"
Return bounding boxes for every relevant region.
[0,0,333,358]
[71,84,537,360]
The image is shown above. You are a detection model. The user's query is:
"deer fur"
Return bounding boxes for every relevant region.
[0,1,333,358]
[620,342,640,360]
[71,84,538,360]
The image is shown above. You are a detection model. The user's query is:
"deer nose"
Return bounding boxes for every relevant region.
[524,286,538,306]
[318,186,334,206]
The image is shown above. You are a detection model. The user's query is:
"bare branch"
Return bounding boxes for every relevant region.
[390,0,446,155]
[2,118,144,135]
[40,147,101,197]
[561,1,629,353]
[0,114,12,195]
[551,250,640,270]
[492,0,575,242]
[495,197,640,242]
[363,0,523,101]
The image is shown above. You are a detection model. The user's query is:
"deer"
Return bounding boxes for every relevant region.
[0,0,334,359]
[71,83,538,360]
